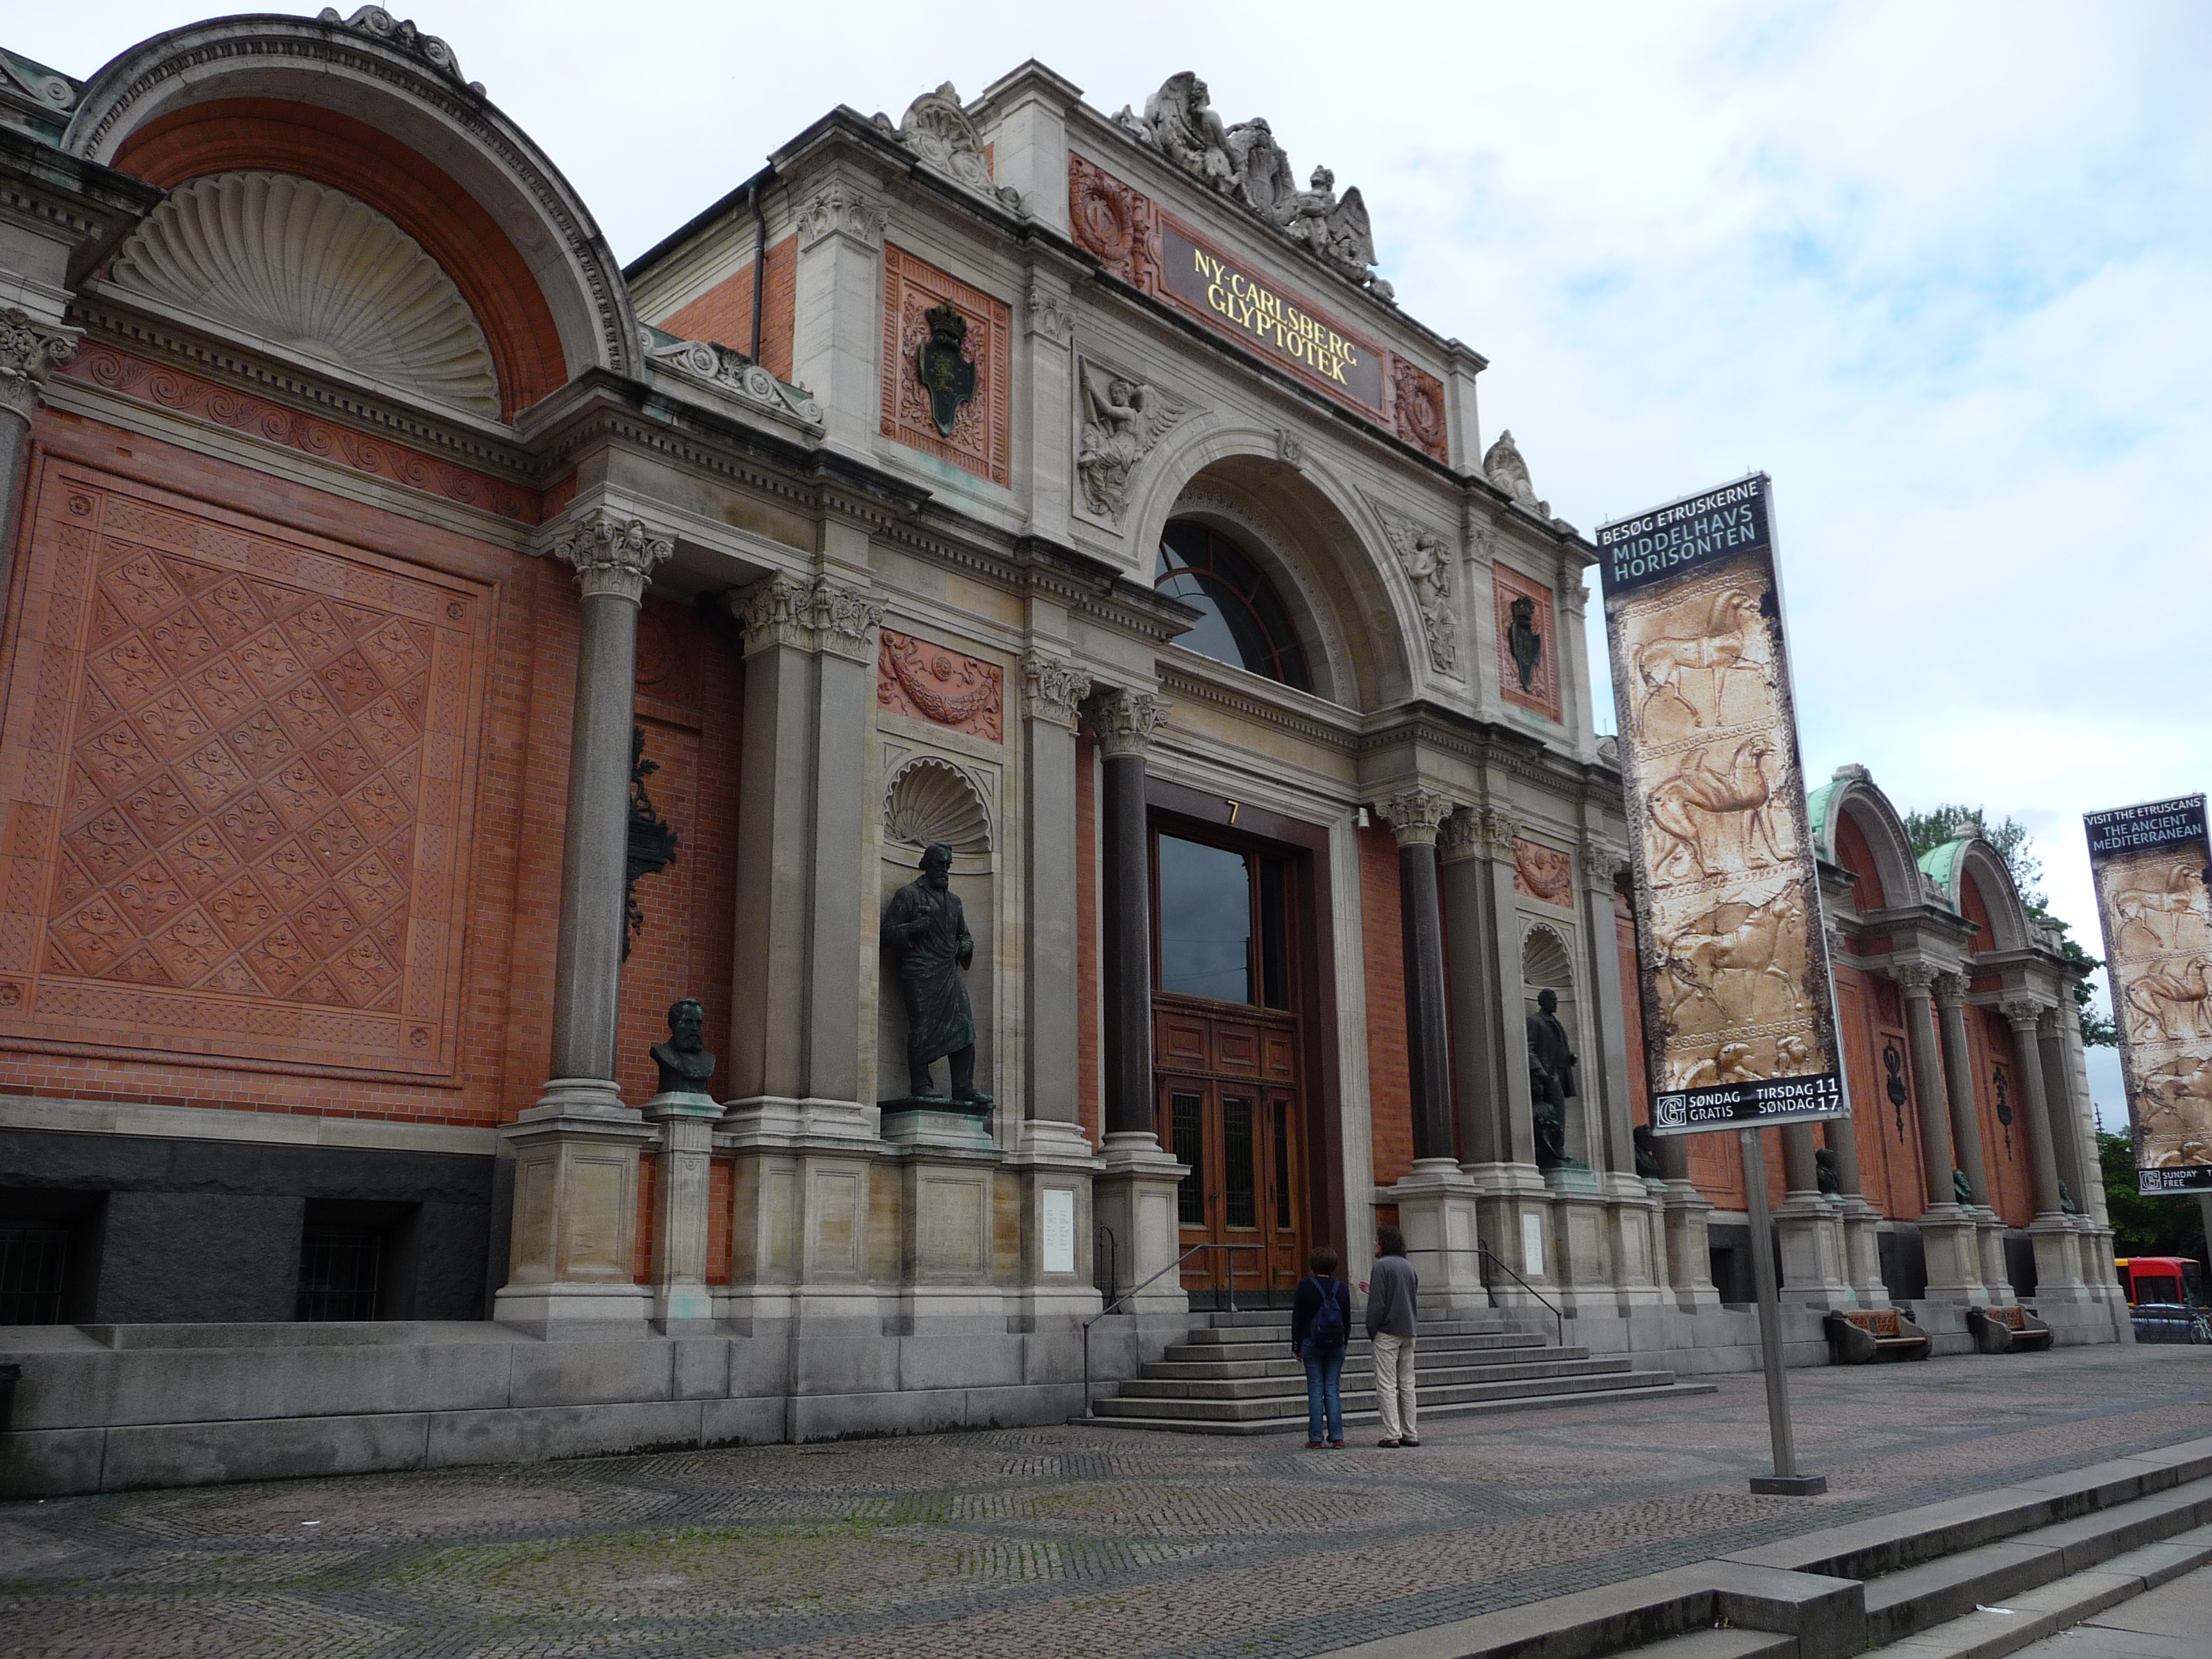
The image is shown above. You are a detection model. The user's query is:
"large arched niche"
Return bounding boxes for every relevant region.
[63,13,639,415]
[1920,832,2031,954]
[1129,427,1419,712]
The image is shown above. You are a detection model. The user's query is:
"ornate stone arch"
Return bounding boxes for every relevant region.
[1808,766,1921,915]
[1943,838,2032,954]
[62,10,639,412]
[1127,421,1422,711]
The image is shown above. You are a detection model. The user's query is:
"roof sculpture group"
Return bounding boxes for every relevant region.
[1112,72,1395,305]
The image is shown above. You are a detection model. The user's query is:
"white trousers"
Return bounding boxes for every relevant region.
[1372,1331,1417,1441]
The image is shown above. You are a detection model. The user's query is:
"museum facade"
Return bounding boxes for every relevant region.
[0,9,2124,1489]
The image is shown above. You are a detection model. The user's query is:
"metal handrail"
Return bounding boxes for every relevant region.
[1407,1243,1565,1347]
[1093,1224,1118,1310]
[1079,1240,1263,1418]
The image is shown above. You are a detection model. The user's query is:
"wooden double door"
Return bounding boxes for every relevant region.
[1153,997,1306,1305]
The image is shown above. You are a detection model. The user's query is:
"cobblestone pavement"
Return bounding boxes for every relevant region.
[6,1344,2211,1658]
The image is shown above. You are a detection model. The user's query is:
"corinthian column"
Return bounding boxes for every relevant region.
[0,310,79,625]
[2007,997,2089,1299]
[1378,787,1484,1313]
[1086,688,1185,1315]
[1936,972,2011,1297]
[497,510,673,1332]
[1896,961,1984,1302]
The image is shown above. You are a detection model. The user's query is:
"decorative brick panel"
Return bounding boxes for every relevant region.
[1511,838,1574,908]
[1388,358,1448,463]
[0,461,492,1077]
[1493,563,1561,723]
[880,246,1011,487]
[876,628,1002,742]
[1359,824,1414,1187]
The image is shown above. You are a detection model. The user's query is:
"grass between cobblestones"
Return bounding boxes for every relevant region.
[4,1345,2209,1658]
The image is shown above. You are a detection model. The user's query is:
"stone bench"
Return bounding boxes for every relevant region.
[1825,1308,1932,1363]
[1968,1304,2054,1354]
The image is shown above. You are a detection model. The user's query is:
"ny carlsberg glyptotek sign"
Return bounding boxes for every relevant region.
[1158,220,1385,412]
[1595,476,1848,1134]
[2085,794,2212,1194]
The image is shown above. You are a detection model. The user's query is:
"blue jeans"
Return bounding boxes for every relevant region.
[1302,1342,1345,1442]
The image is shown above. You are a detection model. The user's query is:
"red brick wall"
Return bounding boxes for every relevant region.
[1359,826,1413,1187]
[1973,1004,2034,1225]
[658,236,797,383]
[1834,810,1889,910]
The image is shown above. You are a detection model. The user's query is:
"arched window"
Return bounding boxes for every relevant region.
[1154,522,1312,692]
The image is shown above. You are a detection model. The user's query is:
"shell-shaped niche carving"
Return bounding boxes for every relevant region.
[1521,925,1575,993]
[108,172,501,417]
[883,757,991,856]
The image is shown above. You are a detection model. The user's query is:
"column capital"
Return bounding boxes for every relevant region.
[1578,841,1623,885]
[1020,650,1091,730]
[797,179,889,252]
[2000,995,2047,1031]
[547,509,674,604]
[0,308,81,421]
[1892,961,1936,997]
[1436,807,1484,864]
[1932,970,1969,1008]
[1375,787,1455,849]
[1087,687,1169,758]
[1475,802,1521,861]
[726,571,884,660]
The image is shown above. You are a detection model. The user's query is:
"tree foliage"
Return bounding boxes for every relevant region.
[1900,803,2115,1048]
[2101,1130,2209,1259]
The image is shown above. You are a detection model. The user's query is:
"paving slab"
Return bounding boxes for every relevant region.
[6,1343,2212,1658]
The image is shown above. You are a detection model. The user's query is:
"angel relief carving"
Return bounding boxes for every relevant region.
[1077,364,1187,524]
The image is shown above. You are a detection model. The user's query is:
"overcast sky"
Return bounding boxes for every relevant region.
[19,2,2209,1121]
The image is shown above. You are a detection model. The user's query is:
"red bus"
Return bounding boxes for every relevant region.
[2116,1257,2211,1343]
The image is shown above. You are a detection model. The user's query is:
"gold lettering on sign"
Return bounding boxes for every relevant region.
[1192,246,1359,387]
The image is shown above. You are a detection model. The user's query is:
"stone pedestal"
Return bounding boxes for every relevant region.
[1093,1131,1189,1315]
[495,1107,657,1333]
[1392,1158,1486,1317]
[717,1099,886,1333]
[1543,1166,1615,1315]
[645,1091,723,1331]
[1660,1179,1722,1310]
[1599,1173,1669,1310]
[1918,1203,1989,1304]
[2030,1217,2092,1304]
[1976,1210,2016,1301]
[1009,1118,1102,1326]
[1469,1163,1560,1310]
[1774,1192,1854,1308]
[1839,1197,1890,1309]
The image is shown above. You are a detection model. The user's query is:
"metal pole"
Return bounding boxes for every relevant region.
[1740,1127,1825,1495]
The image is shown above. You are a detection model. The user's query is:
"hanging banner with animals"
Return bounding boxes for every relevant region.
[2085,794,2212,1193]
[1594,475,1847,1134]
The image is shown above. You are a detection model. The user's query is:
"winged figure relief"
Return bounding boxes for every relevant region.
[1077,367,1187,523]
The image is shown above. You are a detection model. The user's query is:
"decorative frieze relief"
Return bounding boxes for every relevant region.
[315,6,482,95]
[1512,837,1575,907]
[797,180,888,252]
[1068,152,1164,291]
[1020,652,1092,730]
[1388,358,1448,463]
[1374,504,1457,675]
[872,83,1023,212]
[547,511,675,604]
[728,572,885,661]
[881,246,1011,487]
[1375,787,1455,848]
[1076,361,1189,525]
[876,629,1004,742]
[0,307,78,421]
[638,328,824,433]
[1087,687,1169,758]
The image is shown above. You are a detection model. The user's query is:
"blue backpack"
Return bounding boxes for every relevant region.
[1306,1278,1346,1357]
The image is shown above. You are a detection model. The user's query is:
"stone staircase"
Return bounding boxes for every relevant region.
[1082,1309,1713,1435]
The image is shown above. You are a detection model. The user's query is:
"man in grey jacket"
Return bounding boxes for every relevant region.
[1363,1226,1420,1447]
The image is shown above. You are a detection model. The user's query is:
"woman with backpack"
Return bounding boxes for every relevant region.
[1290,1245,1351,1448]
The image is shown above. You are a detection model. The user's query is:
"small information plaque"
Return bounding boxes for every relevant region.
[1042,1188,1076,1276]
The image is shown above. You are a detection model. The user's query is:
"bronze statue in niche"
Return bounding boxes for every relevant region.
[881,841,991,1111]
[1526,986,1576,1170]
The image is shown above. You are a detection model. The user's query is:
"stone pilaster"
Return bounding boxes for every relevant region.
[791,177,890,454]
[1375,787,1456,1164]
[1774,1123,1854,1308]
[1086,688,1185,1315]
[1438,810,1511,1167]
[645,1089,723,1329]
[1935,973,2013,1299]
[0,310,78,644]
[1020,652,1092,1140]
[2007,998,2088,1300]
[496,509,673,1332]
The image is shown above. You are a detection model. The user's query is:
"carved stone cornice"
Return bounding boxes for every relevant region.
[2000,995,2046,1030]
[0,308,80,421]
[1891,961,1936,997]
[1088,687,1170,758]
[727,570,885,661]
[547,509,673,604]
[1437,810,1486,865]
[316,4,482,95]
[1376,787,1454,849]
[797,181,889,252]
[1932,970,1969,1009]
[1021,652,1092,730]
